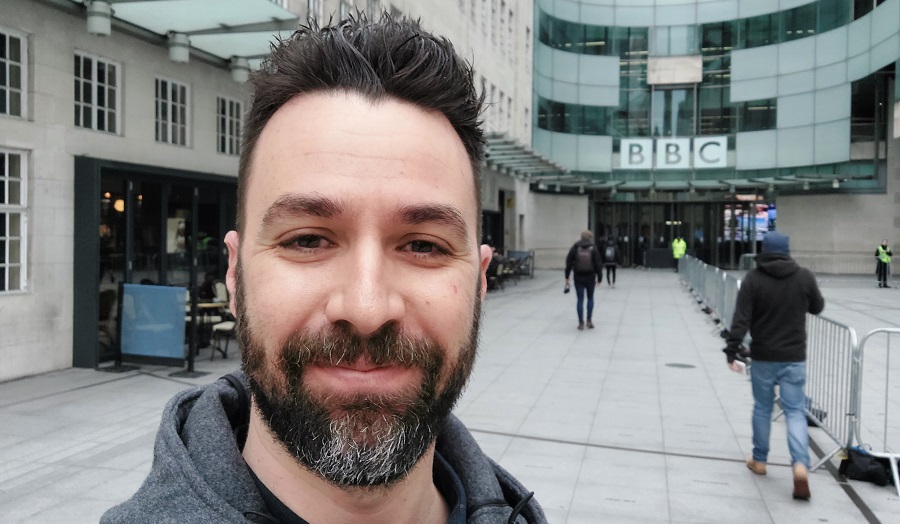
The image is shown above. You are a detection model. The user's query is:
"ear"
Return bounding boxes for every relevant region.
[224,230,240,317]
[478,244,492,298]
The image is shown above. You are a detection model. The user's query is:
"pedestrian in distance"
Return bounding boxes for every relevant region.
[564,231,604,330]
[875,239,892,288]
[101,13,546,524]
[671,235,686,272]
[602,237,620,287]
[723,231,825,501]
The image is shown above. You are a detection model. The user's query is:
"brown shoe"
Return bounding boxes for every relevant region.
[577,323,584,330]
[746,457,767,475]
[792,463,810,500]
[586,321,595,329]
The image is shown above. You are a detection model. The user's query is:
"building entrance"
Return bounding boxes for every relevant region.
[593,198,774,270]
[75,158,236,368]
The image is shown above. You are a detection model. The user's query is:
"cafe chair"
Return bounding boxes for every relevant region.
[211,319,236,360]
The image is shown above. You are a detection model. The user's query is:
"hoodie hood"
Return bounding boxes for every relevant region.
[762,232,790,256]
[576,239,594,248]
[755,252,800,279]
[102,373,546,524]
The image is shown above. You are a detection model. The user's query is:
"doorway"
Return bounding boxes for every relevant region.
[75,158,236,368]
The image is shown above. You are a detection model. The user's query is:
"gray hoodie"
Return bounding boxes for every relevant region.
[101,373,547,524]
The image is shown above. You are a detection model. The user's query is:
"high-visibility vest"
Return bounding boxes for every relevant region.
[878,245,892,264]
[672,239,687,259]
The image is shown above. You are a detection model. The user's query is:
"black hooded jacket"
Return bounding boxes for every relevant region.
[101,373,547,524]
[726,253,825,362]
[565,239,603,282]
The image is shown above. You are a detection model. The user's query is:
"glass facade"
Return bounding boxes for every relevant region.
[538,2,852,56]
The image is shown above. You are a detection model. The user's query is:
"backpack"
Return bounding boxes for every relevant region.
[574,246,594,273]
[604,245,616,263]
[839,446,893,486]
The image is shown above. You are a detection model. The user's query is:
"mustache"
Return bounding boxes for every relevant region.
[278,321,442,371]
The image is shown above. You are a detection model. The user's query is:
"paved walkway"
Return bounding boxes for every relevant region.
[1,269,898,523]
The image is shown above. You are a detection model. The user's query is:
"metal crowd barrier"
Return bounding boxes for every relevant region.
[679,256,741,329]
[852,328,900,495]
[679,256,900,479]
[804,315,859,471]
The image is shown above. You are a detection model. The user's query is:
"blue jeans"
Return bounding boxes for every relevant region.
[574,280,595,324]
[750,360,809,468]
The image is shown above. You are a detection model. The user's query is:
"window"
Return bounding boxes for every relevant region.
[155,78,190,146]
[74,52,120,133]
[340,0,353,19]
[737,98,776,132]
[307,0,320,19]
[651,26,699,56]
[217,97,242,156]
[651,87,695,136]
[1,28,25,117]
[0,149,26,293]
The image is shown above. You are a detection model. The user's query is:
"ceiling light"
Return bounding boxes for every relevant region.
[803,182,810,190]
[832,179,839,189]
[230,57,250,83]
[168,32,190,63]
[86,1,112,37]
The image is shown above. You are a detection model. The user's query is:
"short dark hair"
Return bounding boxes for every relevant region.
[237,13,485,234]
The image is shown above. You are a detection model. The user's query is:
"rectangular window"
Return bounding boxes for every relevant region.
[738,98,776,132]
[74,52,120,133]
[155,78,190,146]
[217,96,242,156]
[340,0,353,19]
[307,0,320,19]
[1,28,26,117]
[0,149,26,293]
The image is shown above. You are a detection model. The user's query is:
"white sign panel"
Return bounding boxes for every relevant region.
[657,138,691,169]
[620,139,653,169]
[619,136,728,169]
[693,136,727,168]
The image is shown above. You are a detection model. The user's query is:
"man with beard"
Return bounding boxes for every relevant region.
[102,13,545,524]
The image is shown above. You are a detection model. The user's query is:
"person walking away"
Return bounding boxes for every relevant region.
[602,237,620,287]
[671,236,686,272]
[875,239,892,288]
[723,232,824,501]
[565,231,603,330]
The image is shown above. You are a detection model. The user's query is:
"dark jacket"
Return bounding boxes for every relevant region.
[565,239,603,282]
[602,242,620,266]
[101,373,547,524]
[727,253,825,362]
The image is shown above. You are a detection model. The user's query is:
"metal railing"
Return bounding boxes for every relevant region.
[679,256,740,329]
[679,255,900,479]
[852,328,900,495]
[804,315,859,470]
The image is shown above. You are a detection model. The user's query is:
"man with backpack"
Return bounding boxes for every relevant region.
[602,237,620,287]
[565,231,604,330]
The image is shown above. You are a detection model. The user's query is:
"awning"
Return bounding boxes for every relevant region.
[63,0,299,71]
[484,132,569,179]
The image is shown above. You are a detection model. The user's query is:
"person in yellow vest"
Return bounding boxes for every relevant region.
[671,236,687,272]
[875,239,893,288]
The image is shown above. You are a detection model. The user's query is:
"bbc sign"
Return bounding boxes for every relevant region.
[620,137,727,169]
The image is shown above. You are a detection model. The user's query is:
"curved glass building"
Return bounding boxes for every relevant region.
[532,0,899,270]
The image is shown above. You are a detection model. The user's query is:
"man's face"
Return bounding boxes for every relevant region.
[225,92,490,487]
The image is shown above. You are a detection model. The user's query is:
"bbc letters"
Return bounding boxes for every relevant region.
[620,137,727,169]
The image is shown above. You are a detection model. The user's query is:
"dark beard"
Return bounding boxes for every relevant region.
[236,262,481,488]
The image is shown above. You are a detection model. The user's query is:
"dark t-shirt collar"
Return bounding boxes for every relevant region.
[247,450,466,524]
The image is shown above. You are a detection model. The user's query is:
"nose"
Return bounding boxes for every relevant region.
[324,242,406,338]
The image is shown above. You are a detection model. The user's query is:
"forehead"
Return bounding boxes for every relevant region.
[246,92,476,230]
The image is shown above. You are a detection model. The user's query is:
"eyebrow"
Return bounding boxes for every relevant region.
[258,194,469,244]
[259,194,344,234]
[397,203,470,244]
